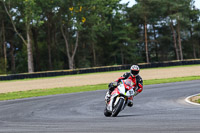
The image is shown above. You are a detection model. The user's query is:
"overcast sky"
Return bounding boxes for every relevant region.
[120,0,200,9]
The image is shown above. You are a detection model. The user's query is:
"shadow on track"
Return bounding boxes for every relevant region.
[116,114,142,117]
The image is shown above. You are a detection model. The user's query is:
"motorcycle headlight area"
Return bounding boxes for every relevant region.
[117,84,126,94]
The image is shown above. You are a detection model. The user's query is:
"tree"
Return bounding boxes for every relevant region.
[0,3,7,73]
[0,0,199,74]
[165,0,192,60]
[59,0,82,69]
[134,0,150,63]
[187,1,200,59]
[85,0,120,66]
[37,0,61,70]
[2,0,43,73]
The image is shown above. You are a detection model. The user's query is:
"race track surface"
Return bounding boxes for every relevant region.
[0,80,200,133]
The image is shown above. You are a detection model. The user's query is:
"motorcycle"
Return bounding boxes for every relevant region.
[104,79,135,117]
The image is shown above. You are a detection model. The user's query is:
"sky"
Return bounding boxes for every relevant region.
[120,0,200,9]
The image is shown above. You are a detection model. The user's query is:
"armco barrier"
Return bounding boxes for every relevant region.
[0,59,200,81]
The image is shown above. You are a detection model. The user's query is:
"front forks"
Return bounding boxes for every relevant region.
[121,97,127,110]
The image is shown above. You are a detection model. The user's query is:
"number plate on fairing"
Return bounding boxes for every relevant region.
[126,89,134,96]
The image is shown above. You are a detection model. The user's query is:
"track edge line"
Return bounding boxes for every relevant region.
[185,93,200,106]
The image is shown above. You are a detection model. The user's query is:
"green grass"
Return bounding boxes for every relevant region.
[0,84,107,101]
[0,75,200,101]
[0,64,199,82]
[144,76,200,85]
[197,99,200,104]
[196,95,200,104]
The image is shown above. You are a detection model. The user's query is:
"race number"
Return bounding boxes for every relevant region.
[129,90,133,95]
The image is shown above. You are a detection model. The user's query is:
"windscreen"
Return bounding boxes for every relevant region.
[125,79,133,87]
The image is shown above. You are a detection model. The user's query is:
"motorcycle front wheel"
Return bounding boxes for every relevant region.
[111,97,124,117]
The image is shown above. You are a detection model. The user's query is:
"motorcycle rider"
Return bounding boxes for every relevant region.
[105,65,143,107]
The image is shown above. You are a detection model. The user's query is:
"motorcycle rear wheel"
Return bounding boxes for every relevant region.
[111,98,124,117]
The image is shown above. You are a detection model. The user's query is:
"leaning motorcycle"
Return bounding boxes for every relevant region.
[104,79,135,117]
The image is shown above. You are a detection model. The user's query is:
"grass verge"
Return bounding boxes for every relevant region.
[196,95,200,104]
[0,75,200,101]
[197,100,200,104]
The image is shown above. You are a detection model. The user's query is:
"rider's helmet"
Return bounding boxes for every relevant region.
[130,65,140,76]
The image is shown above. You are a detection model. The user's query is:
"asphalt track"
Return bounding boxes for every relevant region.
[0,80,200,133]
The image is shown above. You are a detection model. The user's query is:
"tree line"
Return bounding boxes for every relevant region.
[0,0,200,74]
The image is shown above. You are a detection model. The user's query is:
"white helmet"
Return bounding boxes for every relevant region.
[130,65,140,76]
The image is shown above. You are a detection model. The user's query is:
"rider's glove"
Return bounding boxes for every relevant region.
[134,83,143,96]
[134,91,139,96]
[112,81,118,86]
[117,79,122,84]
[137,83,143,93]
[108,81,118,88]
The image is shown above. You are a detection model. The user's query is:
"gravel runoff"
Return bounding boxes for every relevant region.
[0,65,200,93]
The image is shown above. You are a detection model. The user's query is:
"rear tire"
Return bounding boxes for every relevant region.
[104,106,112,117]
[111,98,124,117]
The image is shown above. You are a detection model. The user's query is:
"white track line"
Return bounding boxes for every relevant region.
[185,93,200,106]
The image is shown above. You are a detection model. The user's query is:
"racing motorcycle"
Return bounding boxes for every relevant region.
[104,79,135,117]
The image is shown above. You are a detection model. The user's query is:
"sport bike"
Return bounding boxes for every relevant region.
[104,79,135,117]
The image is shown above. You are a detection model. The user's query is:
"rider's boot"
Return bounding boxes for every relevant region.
[127,96,133,107]
[127,100,133,107]
[105,91,111,103]
[105,83,116,103]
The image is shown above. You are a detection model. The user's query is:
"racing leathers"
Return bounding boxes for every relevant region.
[106,72,143,107]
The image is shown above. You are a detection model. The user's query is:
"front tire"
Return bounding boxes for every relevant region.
[111,98,124,117]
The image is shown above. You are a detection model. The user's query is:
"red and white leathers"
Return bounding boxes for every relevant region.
[107,72,143,106]
[115,72,143,93]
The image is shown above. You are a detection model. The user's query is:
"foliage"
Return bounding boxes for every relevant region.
[197,98,200,104]
[0,0,200,74]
